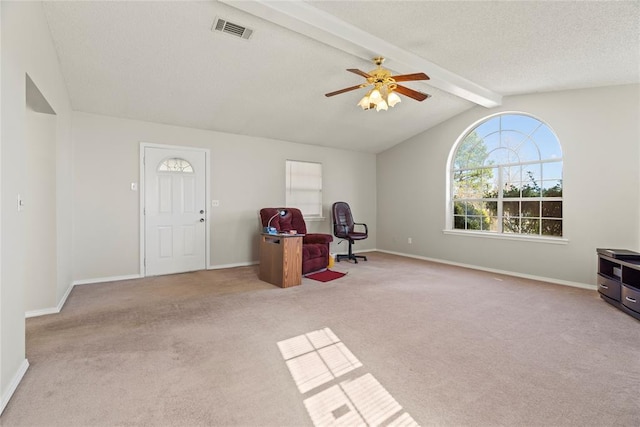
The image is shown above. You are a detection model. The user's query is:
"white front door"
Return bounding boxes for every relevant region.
[144,146,207,276]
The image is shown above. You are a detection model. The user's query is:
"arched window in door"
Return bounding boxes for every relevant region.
[157,158,194,173]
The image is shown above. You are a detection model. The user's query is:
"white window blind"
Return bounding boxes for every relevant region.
[286,160,323,218]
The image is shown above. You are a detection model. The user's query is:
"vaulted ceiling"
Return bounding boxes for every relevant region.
[42,1,639,153]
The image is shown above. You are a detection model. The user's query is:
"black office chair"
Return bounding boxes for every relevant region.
[331,201,368,263]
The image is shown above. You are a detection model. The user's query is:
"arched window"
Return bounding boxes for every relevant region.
[157,157,194,173]
[449,113,563,237]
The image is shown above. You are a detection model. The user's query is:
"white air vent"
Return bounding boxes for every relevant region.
[212,18,253,40]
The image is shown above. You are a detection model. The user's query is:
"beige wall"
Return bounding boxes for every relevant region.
[377,84,640,286]
[72,112,377,281]
[1,1,73,412]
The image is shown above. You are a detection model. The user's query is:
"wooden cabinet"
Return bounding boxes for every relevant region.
[597,249,640,321]
[259,234,303,288]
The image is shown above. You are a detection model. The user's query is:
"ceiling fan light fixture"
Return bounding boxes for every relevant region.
[358,93,371,110]
[375,99,388,112]
[325,57,430,112]
[387,91,402,107]
[369,88,382,104]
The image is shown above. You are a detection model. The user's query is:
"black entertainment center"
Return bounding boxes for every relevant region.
[597,248,640,321]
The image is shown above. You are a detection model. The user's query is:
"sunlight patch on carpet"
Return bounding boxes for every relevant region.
[277,328,419,426]
[278,327,362,393]
[285,352,335,394]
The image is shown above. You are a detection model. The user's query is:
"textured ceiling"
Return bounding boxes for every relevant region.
[42,1,639,153]
[311,1,640,95]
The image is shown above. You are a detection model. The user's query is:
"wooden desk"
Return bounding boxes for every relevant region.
[259,233,303,288]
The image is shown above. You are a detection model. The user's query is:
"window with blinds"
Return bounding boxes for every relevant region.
[286,160,323,218]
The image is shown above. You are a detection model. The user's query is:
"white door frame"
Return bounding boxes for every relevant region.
[139,142,211,276]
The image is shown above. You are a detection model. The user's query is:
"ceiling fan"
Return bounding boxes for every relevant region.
[325,57,431,111]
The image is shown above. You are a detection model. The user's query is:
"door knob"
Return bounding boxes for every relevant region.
[200,210,205,214]
[200,218,205,222]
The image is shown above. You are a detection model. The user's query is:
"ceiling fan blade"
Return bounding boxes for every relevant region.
[325,84,367,97]
[395,85,431,102]
[347,69,372,78]
[393,72,430,82]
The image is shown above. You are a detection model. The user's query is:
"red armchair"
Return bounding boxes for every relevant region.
[260,208,333,275]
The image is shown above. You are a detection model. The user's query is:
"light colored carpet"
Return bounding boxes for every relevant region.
[2,252,639,426]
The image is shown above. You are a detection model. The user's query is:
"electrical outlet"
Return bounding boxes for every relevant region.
[408,237,412,244]
[211,200,220,207]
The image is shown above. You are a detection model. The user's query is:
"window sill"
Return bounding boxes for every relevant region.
[443,229,568,244]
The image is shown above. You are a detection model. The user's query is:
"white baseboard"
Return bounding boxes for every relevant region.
[28,275,143,318]
[208,261,259,270]
[73,274,142,286]
[1,358,29,415]
[25,281,75,318]
[331,248,377,256]
[25,307,59,318]
[57,282,75,311]
[73,266,259,285]
[376,249,596,291]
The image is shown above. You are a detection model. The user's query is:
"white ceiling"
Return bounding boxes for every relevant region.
[42,1,639,153]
